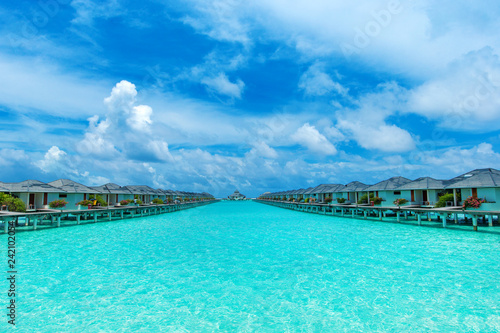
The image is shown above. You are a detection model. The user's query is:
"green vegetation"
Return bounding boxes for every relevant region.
[372,197,383,205]
[325,197,332,203]
[393,198,408,206]
[434,193,454,208]
[76,199,93,206]
[304,198,309,203]
[49,199,68,209]
[89,194,108,207]
[0,193,26,212]
[135,199,143,205]
[120,199,132,205]
[152,198,163,204]
[357,193,374,204]
[337,198,346,204]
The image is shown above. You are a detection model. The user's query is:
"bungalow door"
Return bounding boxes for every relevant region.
[29,193,35,209]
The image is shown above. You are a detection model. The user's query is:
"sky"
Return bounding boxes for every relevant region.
[1,0,500,198]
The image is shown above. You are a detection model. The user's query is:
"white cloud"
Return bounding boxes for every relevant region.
[36,146,69,173]
[246,141,278,159]
[201,73,245,99]
[128,105,153,132]
[299,63,348,96]
[291,123,337,155]
[420,143,500,174]
[77,115,118,157]
[407,47,500,130]
[104,80,138,112]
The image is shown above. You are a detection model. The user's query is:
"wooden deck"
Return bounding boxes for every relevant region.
[254,200,499,232]
[0,200,219,233]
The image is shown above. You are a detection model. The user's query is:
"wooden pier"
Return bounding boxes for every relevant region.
[0,200,218,233]
[254,200,499,232]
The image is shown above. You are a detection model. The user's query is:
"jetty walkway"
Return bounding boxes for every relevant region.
[255,199,499,232]
[0,200,218,233]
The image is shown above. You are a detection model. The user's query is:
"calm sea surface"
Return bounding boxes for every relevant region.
[2,201,500,332]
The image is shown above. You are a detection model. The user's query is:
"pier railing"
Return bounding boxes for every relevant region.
[0,200,219,233]
[254,199,499,232]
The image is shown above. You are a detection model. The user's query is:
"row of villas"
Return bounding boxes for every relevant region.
[0,179,214,211]
[259,168,500,211]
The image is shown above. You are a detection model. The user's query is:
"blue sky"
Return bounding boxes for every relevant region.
[1,0,500,197]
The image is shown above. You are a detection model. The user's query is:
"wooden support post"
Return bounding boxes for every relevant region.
[472,215,478,231]
[488,215,493,227]
[25,217,29,226]
[33,217,37,230]
[428,212,431,222]
[77,215,80,225]
[352,209,355,218]
[121,211,124,219]
[363,210,367,219]
[417,213,421,226]
[57,216,61,227]
[94,213,97,223]
[441,214,446,228]
[454,213,458,224]
[379,210,382,221]
[108,212,111,221]
[3,220,7,233]
[341,209,344,217]
[397,211,400,222]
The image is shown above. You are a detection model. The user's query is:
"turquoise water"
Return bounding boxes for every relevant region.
[2,201,500,332]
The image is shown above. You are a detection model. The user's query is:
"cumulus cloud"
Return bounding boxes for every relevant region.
[128,105,153,132]
[77,115,118,157]
[246,141,278,159]
[299,63,348,96]
[291,123,337,155]
[36,146,69,173]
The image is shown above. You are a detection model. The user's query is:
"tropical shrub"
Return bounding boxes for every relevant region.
[135,199,143,205]
[357,193,375,204]
[304,198,310,203]
[0,193,26,212]
[372,197,383,205]
[120,199,132,205]
[76,199,93,206]
[462,196,485,209]
[152,198,164,204]
[393,198,408,206]
[89,194,108,207]
[435,193,455,208]
[49,199,68,208]
[337,198,346,204]
[325,197,332,203]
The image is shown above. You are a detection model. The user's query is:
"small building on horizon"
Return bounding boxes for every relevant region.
[228,190,246,200]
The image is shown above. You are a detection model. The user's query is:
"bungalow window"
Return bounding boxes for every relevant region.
[393,191,401,195]
[472,188,477,198]
[59,194,67,198]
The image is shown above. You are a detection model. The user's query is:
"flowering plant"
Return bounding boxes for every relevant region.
[49,199,68,208]
[120,199,132,205]
[462,196,485,209]
[337,198,346,203]
[393,198,408,206]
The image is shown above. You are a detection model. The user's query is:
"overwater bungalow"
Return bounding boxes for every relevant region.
[228,190,246,200]
[364,176,412,207]
[90,183,134,205]
[396,177,449,206]
[48,179,101,208]
[444,168,500,210]
[339,181,369,204]
[122,185,158,204]
[0,180,62,210]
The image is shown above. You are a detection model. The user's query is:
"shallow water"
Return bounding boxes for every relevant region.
[2,201,500,332]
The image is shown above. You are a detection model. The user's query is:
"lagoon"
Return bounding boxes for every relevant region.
[3,201,500,331]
